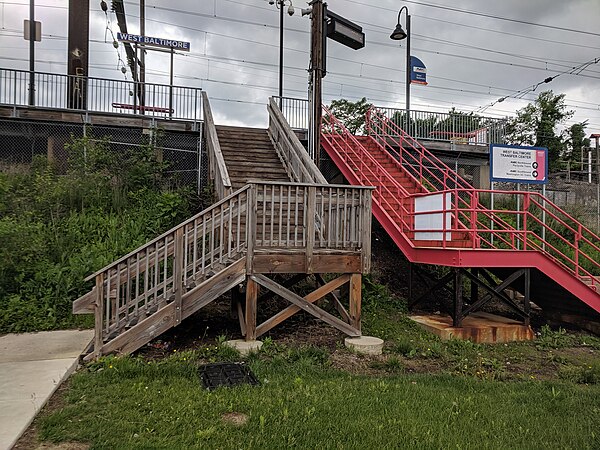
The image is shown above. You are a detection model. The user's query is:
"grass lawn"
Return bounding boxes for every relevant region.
[37,347,600,450]
[28,273,600,449]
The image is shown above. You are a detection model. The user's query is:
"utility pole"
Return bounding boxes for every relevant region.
[28,0,35,105]
[308,0,325,168]
[67,0,89,109]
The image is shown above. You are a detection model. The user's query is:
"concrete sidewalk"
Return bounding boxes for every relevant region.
[0,330,93,450]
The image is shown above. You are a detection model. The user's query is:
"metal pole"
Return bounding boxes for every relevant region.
[169,48,174,119]
[596,137,599,232]
[589,147,593,184]
[29,0,35,106]
[490,181,495,246]
[140,0,145,111]
[516,183,520,250]
[405,13,411,134]
[278,0,284,99]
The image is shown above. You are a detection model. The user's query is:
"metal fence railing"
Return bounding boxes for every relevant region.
[274,96,507,146]
[0,68,203,122]
[275,96,310,130]
[372,107,507,146]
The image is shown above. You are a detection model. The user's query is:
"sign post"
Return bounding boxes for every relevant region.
[117,33,190,115]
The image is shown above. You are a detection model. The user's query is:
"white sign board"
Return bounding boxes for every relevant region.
[490,144,548,184]
[414,193,452,241]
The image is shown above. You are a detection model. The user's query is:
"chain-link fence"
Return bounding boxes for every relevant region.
[0,118,202,190]
[493,178,600,234]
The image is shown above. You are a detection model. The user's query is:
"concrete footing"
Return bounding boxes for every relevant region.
[410,312,534,343]
[344,336,384,355]
[223,339,263,356]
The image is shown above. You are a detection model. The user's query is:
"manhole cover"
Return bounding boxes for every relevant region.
[199,362,259,390]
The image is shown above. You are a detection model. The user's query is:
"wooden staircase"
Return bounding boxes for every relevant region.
[216,125,290,190]
[74,181,374,359]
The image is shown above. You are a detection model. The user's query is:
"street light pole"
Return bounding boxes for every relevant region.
[390,5,411,133]
[270,0,294,100]
[279,0,284,99]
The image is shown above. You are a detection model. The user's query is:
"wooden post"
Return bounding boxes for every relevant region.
[246,185,256,273]
[245,277,258,341]
[360,191,372,273]
[94,273,104,358]
[173,229,183,326]
[349,273,362,333]
[306,185,316,273]
[453,268,463,327]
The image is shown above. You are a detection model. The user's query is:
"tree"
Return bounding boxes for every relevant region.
[564,121,590,166]
[505,91,574,171]
[327,98,372,134]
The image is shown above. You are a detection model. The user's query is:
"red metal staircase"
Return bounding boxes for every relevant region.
[322,106,600,330]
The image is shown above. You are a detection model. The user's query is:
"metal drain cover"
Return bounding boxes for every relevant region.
[199,362,259,390]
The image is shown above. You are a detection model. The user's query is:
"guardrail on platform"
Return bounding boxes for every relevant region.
[0,68,202,122]
[375,106,507,146]
[274,96,507,146]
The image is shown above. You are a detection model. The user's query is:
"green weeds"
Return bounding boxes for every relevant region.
[0,135,196,333]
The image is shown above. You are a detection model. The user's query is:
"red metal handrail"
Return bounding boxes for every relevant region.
[324,107,600,291]
[322,107,414,235]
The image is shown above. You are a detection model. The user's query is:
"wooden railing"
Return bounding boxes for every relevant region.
[74,181,373,355]
[247,182,373,273]
[74,185,250,355]
[202,91,232,199]
[268,97,326,184]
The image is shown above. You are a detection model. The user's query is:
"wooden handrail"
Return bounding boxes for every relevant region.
[201,91,232,199]
[268,97,327,184]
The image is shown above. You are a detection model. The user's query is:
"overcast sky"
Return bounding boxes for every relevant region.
[1,0,599,132]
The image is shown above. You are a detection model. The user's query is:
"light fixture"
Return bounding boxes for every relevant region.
[287,3,295,16]
[390,23,407,41]
[301,7,312,16]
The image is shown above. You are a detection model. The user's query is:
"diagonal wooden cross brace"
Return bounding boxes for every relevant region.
[251,274,360,338]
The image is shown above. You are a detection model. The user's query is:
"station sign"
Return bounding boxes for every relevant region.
[117,32,190,52]
[490,144,548,184]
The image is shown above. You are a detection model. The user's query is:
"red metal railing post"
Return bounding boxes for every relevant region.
[575,224,582,277]
[523,194,529,250]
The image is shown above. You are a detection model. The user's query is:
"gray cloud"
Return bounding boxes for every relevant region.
[1,0,599,131]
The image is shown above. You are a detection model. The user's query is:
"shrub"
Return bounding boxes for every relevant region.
[0,134,196,333]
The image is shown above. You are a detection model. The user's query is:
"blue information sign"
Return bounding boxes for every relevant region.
[410,56,427,85]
